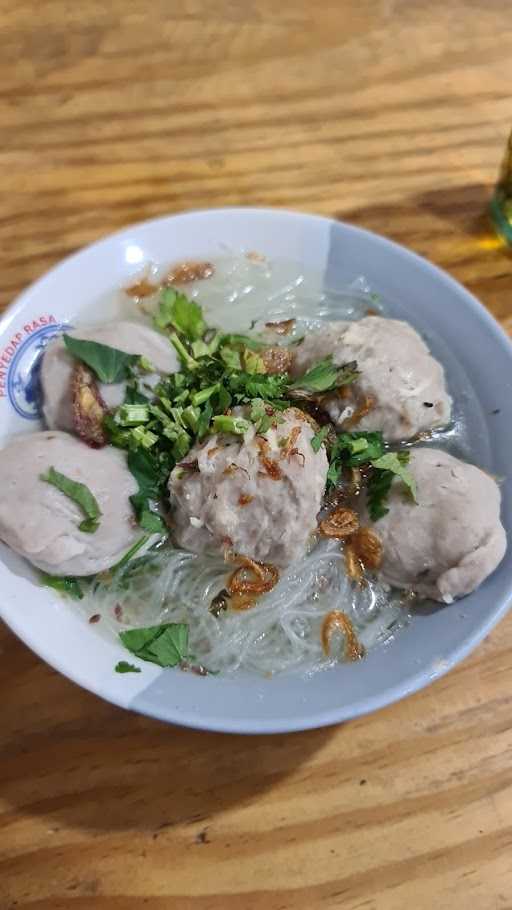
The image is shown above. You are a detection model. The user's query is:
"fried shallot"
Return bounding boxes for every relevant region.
[264,318,296,335]
[319,507,359,539]
[321,610,364,661]
[350,527,383,570]
[228,555,279,596]
[256,437,283,480]
[166,261,214,284]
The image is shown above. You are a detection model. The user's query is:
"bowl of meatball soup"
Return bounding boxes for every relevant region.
[1,208,511,733]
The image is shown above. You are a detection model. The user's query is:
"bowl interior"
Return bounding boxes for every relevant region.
[1,208,511,733]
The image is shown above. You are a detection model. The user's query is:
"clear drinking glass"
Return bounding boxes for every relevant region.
[490,129,512,244]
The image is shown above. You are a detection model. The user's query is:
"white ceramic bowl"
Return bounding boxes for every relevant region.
[1,208,511,733]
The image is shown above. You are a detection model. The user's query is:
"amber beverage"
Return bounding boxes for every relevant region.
[490,129,512,244]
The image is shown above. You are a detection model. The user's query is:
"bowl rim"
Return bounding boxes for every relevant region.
[2,205,512,735]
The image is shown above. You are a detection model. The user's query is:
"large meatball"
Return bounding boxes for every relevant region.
[168,409,328,566]
[41,321,179,431]
[359,448,506,602]
[0,431,140,576]
[291,317,451,441]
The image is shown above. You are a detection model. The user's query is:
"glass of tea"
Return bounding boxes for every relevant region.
[490,130,512,244]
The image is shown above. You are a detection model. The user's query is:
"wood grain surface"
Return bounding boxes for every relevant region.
[2,2,512,908]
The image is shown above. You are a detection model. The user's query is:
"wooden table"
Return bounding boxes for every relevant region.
[2,2,512,907]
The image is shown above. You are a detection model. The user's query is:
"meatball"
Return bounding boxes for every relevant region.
[291,317,451,441]
[168,409,328,566]
[359,448,506,602]
[0,431,140,576]
[41,321,179,431]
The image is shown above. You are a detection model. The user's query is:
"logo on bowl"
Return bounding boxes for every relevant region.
[1,316,68,420]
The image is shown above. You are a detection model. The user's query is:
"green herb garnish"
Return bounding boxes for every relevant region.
[249,398,281,434]
[191,383,221,407]
[63,335,139,383]
[138,355,155,372]
[212,415,251,435]
[368,451,417,520]
[40,572,83,600]
[322,429,416,517]
[228,371,289,401]
[243,349,266,374]
[119,622,190,668]
[124,384,150,406]
[335,431,385,466]
[127,447,162,496]
[367,468,395,520]
[168,332,200,371]
[220,346,242,371]
[116,403,150,426]
[127,449,167,533]
[326,461,341,486]
[220,333,267,351]
[310,426,330,452]
[289,357,360,394]
[325,431,385,487]
[115,661,141,674]
[40,466,101,533]
[131,425,160,449]
[155,287,206,341]
[196,401,213,439]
